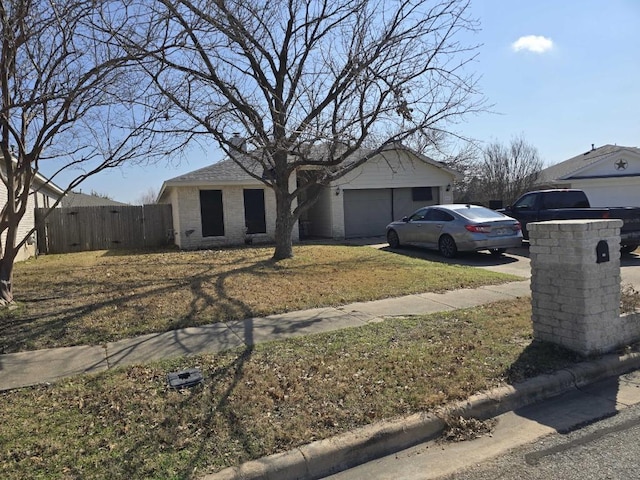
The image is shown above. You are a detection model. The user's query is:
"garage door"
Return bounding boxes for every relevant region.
[343,189,392,238]
[580,185,640,207]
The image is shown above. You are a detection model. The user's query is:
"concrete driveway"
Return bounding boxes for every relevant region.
[348,236,640,289]
[476,243,640,290]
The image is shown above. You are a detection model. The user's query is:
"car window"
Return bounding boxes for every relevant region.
[426,209,454,221]
[408,208,428,221]
[513,194,536,210]
[450,205,504,220]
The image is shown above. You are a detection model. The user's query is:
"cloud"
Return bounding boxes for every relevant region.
[511,35,554,53]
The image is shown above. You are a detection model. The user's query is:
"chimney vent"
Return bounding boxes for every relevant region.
[591,143,595,151]
[230,133,247,152]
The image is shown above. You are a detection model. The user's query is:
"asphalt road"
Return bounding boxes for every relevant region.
[441,401,640,480]
[325,340,640,480]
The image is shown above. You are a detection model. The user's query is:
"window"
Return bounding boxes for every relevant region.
[513,193,536,210]
[426,209,454,221]
[243,189,266,234]
[412,187,433,202]
[200,190,224,237]
[408,208,428,221]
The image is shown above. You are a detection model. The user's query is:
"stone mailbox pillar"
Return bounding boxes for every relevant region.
[529,219,622,356]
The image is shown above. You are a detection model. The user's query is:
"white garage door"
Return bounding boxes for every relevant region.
[580,185,640,207]
[343,189,392,238]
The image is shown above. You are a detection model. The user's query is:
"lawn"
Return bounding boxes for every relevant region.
[1,244,520,353]
[3,245,638,479]
[0,298,582,480]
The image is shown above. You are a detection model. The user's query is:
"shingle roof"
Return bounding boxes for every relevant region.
[163,157,264,186]
[537,144,640,184]
[158,143,459,203]
[61,192,129,207]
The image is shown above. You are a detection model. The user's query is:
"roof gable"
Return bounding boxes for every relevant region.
[538,145,640,184]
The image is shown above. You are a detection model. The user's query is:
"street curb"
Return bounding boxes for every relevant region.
[202,350,640,480]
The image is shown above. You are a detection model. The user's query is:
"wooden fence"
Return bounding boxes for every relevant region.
[35,204,173,254]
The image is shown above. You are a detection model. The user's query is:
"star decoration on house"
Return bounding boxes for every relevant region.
[615,159,628,170]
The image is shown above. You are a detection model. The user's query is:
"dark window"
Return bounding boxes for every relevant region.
[200,190,224,237]
[426,209,454,221]
[545,191,589,209]
[412,187,433,202]
[244,189,266,234]
[514,193,536,210]
[408,208,428,221]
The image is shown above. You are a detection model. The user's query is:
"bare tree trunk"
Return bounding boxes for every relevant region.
[273,188,294,260]
[0,257,14,304]
[0,223,17,304]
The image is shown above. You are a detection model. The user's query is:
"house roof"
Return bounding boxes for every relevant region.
[158,143,459,201]
[163,158,263,186]
[537,144,640,184]
[61,192,129,208]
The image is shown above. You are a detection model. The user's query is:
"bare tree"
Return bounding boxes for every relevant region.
[0,0,167,303]
[473,135,543,207]
[124,0,484,259]
[136,187,158,205]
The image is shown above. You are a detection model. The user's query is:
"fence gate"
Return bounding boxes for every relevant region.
[35,204,173,254]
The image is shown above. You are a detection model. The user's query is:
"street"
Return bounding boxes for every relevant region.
[442,401,640,480]
[325,371,640,480]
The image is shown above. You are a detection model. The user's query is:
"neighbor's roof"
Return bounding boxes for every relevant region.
[537,144,640,184]
[61,192,129,208]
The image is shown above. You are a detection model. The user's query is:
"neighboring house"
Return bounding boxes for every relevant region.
[0,171,65,261]
[61,191,129,208]
[536,144,640,207]
[158,144,459,249]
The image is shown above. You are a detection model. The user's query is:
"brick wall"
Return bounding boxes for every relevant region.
[528,219,640,356]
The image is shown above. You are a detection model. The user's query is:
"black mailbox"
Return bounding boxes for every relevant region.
[596,240,610,263]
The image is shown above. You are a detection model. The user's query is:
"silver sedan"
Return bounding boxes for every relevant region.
[386,204,523,258]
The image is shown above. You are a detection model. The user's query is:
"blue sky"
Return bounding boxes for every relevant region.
[61,0,640,204]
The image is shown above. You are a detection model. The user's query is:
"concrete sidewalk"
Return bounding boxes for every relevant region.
[0,280,531,391]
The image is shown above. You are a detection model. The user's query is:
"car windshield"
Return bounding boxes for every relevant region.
[450,205,507,220]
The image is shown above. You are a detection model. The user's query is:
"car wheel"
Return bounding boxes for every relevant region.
[438,235,457,258]
[489,248,506,257]
[387,229,401,248]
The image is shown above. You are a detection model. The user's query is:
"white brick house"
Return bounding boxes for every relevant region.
[158,145,459,249]
[0,170,64,261]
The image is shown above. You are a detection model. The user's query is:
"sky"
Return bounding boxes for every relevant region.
[54,0,640,204]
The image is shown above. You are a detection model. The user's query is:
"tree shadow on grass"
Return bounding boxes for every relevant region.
[0,256,279,354]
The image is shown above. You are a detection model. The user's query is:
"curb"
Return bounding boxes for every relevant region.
[202,350,640,480]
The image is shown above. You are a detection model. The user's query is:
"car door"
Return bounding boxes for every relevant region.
[420,208,452,246]
[401,208,428,242]
[509,193,539,237]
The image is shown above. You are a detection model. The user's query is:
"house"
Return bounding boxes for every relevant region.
[157,144,459,249]
[61,191,129,208]
[0,171,65,261]
[536,144,640,207]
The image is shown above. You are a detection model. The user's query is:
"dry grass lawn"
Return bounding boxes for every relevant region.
[2,244,518,353]
[0,299,582,480]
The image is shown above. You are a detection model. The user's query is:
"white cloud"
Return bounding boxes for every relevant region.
[511,35,554,53]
